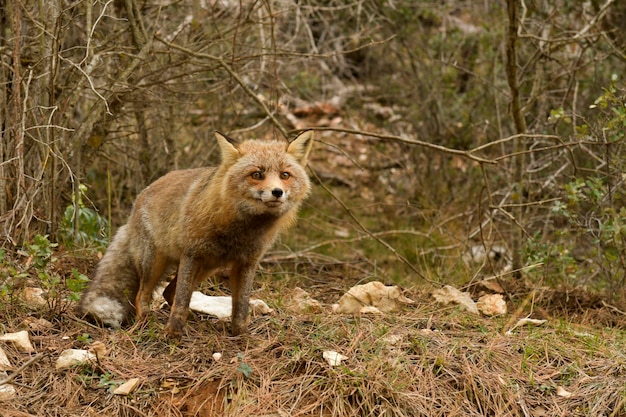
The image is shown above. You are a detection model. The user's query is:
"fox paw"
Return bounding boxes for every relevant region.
[230,321,249,336]
[164,320,184,339]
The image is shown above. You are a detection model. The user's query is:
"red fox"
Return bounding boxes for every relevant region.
[79,131,314,337]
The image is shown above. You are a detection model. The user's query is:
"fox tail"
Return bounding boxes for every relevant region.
[78,225,138,328]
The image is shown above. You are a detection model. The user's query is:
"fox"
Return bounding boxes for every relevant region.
[79,130,314,337]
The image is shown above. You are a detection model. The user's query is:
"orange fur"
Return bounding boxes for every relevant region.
[79,131,314,337]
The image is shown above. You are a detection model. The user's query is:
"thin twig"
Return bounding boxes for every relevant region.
[601,301,626,316]
[0,352,49,386]
[155,35,288,138]
[469,133,560,152]
[265,229,439,261]
[59,56,111,114]
[573,0,615,40]
[310,169,441,287]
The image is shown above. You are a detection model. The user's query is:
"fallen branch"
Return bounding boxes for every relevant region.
[602,301,626,316]
[0,352,48,386]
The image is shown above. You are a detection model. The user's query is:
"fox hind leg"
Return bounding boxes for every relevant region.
[162,275,177,307]
[165,255,201,338]
[135,250,169,318]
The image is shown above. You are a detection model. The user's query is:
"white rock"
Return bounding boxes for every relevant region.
[89,341,109,358]
[0,372,16,400]
[113,378,140,395]
[323,351,348,367]
[188,293,274,319]
[463,244,509,265]
[382,334,404,345]
[0,347,12,371]
[22,317,53,331]
[432,285,479,315]
[212,352,223,361]
[250,299,274,315]
[188,294,232,319]
[556,386,573,398]
[0,330,35,353]
[55,349,96,370]
[23,287,47,307]
[359,305,383,314]
[283,287,323,313]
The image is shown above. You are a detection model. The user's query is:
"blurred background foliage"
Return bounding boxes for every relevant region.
[1,0,625,295]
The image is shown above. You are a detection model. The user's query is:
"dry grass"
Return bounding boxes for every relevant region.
[2,271,626,417]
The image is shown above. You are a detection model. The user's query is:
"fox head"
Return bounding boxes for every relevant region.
[215,131,314,217]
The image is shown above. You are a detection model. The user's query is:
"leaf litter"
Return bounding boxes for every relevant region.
[2,274,626,416]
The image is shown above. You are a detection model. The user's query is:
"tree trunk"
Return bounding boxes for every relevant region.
[505,0,527,278]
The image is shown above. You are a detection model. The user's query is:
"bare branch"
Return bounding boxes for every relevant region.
[310,168,441,287]
[155,35,288,137]
[0,353,49,386]
[313,127,497,165]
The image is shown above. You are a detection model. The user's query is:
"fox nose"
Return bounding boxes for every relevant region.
[271,188,284,198]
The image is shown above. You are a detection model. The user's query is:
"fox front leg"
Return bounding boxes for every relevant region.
[164,255,199,338]
[230,262,256,336]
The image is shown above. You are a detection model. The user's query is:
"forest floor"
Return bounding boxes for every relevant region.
[1,251,626,416]
[2,114,626,416]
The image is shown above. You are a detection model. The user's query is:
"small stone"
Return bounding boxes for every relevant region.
[0,347,12,371]
[250,299,274,315]
[283,287,323,313]
[0,330,35,353]
[89,341,109,358]
[23,287,47,307]
[55,349,96,370]
[0,372,16,400]
[113,378,141,395]
[22,317,53,331]
[323,351,348,366]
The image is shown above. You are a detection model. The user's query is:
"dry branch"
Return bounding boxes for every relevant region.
[314,127,497,164]
[310,168,440,287]
[505,0,527,278]
[0,352,48,386]
[155,35,289,138]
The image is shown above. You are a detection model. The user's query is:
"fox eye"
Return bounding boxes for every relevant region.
[251,171,264,180]
[280,172,291,180]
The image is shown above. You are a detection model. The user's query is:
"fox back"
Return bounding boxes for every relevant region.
[79,131,314,337]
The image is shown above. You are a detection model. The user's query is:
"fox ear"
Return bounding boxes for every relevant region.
[287,130,314,165]
[215,131,240,165]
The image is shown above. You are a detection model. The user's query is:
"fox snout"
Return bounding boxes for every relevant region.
[258,186,288,203]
